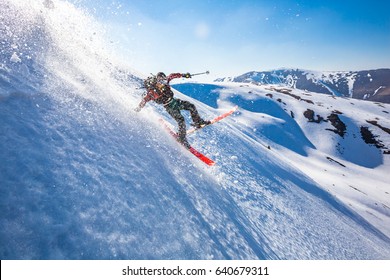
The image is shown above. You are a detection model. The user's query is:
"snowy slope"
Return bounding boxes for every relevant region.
[174,82,390,239]
[1,0,390,260]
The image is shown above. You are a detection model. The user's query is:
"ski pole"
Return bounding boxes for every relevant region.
[190,71,210,76]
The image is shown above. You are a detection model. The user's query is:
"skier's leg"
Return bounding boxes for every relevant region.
[166,105,190,148]
[177,99,209,127]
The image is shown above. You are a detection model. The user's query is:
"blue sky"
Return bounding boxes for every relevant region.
[76,0,390,80]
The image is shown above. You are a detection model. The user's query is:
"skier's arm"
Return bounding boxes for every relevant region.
[167,72,192,83]
[134,100,145,112]
[134,90,153,112]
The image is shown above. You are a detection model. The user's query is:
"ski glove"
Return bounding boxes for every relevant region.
[134,106,141,112]
[182,72,192,78]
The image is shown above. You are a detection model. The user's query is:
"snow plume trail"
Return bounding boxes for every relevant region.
[1,0,141,114]
[0,0,166,259]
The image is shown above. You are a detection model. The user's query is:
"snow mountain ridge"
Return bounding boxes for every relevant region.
[216,68,390,104]
[1,0,390,259]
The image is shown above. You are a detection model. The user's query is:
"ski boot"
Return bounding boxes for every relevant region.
[193,119,211,129]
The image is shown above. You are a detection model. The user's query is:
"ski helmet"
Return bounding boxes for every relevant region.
[156,72,166,80]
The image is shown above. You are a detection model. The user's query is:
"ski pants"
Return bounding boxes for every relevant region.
[164,98,202,140]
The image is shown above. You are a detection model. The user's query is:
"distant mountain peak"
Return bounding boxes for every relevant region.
[216,69,390,104]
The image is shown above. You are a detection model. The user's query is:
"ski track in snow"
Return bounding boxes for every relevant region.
[1,0,390,260]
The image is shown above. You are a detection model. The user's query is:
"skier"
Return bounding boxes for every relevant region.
[134,72,210,148]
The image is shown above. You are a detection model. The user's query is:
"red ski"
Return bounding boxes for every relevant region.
[188,147,216,166]
[159,119,216,166]
[187,105,238,135]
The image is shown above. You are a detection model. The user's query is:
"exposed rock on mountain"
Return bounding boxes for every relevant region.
[216,69,390,103]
